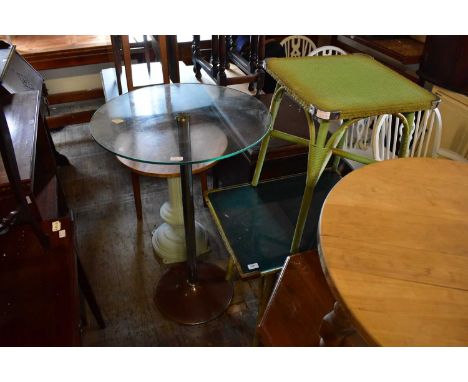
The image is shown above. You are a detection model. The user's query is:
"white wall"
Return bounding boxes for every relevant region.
[41,63,114,94]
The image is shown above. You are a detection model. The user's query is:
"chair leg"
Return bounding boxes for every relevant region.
[121,35,134,92]
[251,85,285,186]
[225,256,236,281]
[192,35,202,80]
[212,168,219,189]
[248,35,259,92]
[290,119,334,253]
[77,257,106,329]
[290,182,315,253]
[217,35,228,86]
[211,35,220,79]
[200,170,208,207]
[319,301,355,346]
[253,273,276,346]
[143,35,151,75]
[158,35,170,84]
[131,171,142,220]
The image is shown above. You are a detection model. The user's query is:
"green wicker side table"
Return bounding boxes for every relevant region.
[253,54,439,253]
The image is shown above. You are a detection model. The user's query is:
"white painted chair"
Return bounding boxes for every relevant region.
[308,45,347,57]
[372,109,442,161]
[438,147,468,162]
[280,36,317,57]
[342,108,448,170]
[436,122,468,162]
[339,117,376,170]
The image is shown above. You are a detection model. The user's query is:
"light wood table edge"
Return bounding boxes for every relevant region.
[317,196,379,346]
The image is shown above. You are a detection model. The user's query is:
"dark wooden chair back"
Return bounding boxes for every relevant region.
[257,250,335,346]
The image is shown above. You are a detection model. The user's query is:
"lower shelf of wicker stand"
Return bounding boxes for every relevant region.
[206,171,342,278]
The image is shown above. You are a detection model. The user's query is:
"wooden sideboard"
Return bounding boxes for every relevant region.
[2,35,113,70]
[0,41,94,344]
[0,90,81,345]
[418,35,468,95]
[332,35,425,81]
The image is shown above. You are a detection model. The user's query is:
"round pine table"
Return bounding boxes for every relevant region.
[90,83,271,324]
[318,158,468,346]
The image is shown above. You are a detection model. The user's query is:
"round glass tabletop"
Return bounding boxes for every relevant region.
[90,83,271,165]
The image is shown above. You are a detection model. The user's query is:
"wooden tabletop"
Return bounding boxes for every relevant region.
[318,158,468,346]
[1,35,113,70]
[346,36,425,65]
[3,35,111,55]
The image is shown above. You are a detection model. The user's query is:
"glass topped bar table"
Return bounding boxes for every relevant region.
[89,83,271,324]
[252,54,440,253]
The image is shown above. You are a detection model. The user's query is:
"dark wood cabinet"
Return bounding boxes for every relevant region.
[418,35,468,95]
[0,217,80,346]
[192,35,265,92]
[0,52,81,345]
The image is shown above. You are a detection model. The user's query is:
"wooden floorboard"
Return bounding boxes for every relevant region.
[52,121,261,346]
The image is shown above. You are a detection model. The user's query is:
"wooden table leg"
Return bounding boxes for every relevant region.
[319,301,356,346]
[248,35,259,91]
[131,171,142,220]
[121,35,134,91]
[211,35,219,79]
[110,35,123,95]
[192,35,202,79]
[218,35,227,86]
[158,35,170,84]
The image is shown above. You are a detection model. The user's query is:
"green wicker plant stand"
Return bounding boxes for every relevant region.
[253,54,439,253]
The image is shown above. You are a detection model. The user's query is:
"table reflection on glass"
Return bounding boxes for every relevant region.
[90,83,271,324]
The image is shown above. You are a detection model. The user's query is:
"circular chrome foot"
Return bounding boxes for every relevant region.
[155,262,233,325]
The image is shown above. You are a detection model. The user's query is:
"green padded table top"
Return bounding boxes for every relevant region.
[266,54,438,120]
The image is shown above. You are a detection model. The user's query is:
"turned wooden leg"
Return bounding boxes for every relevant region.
[225,35,233,69]
[217,35,227,86]
[249,35,259,92]
[192,35,202,79]
[319,301,356,346]
[256,35,266,95]
[131,171,142,220]
[211,35,219,79]
[110,35,123,95]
